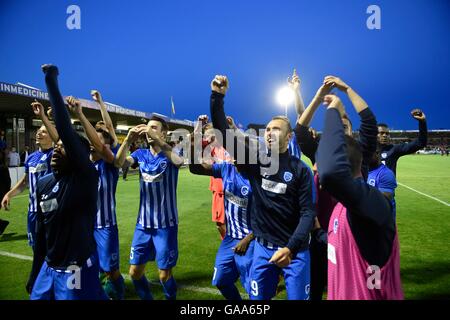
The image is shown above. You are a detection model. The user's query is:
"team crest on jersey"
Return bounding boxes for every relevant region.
[283,171,293,182]
[241,186,249,196]
[160,161,168,170]
[381,152,387,159]
[368,179,376,187]
[333,218,339,234]
[40,154,48,161]
[52,182,60,193]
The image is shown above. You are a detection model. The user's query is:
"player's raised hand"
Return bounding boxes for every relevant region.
[226,116,237,129]
[198,114,209,124]
[46,106,53,120]
[126,125,146,144]
[41,64,58,76]
[287,68,301,91]
[91,90,103,103]
[65,96,83,116]
[211,75,229,95]
[268,247,293,268]
[411,108,426,121]
[31,100,45,117]
[324,75,350,92]
[316,83,333,99]
[323,94,345,118]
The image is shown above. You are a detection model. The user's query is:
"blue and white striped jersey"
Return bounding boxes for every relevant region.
[212,162,252,240]
[132,148,179,229]
[288,134,301,160]
[24,148,53,214]
[94,145,120,228]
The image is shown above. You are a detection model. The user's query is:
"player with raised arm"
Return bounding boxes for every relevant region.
[26,64,106,300]
[294,76,378,300]
[317,94,403,300]
[115,117,184,300]
[65,95,124,300]
[286,69,304,159]
[378,109,427,176]
[210,75,316,300]
[194,114,229,239]
[189,117,255,300]
[91,90,119,148]
[1,101,56,250]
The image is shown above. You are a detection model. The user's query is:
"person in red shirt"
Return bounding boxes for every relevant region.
[194,115,231,240]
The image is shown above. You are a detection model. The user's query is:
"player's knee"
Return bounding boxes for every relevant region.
[129,265,144,280]
[159,269,172,282]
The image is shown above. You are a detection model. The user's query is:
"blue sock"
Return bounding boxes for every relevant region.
[112,275,125,300]
[132,276,153,300]
[160,277,177,300]
[217,284,242,300]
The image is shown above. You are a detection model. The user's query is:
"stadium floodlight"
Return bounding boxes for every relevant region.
[276,86,295,116]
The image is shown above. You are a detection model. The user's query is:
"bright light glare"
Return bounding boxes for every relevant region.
[276,87,295,106]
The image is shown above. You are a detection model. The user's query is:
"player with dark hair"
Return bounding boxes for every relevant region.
[377,109,427,176]
[317,94,403,300]
[26,64,106,300]
[1,100,57,249]
[189,117,254,300]
[193,114,230,240]
[294,75,378,300]
[65,93,124,300]
[210,75,316,300]
[116,116,184,300]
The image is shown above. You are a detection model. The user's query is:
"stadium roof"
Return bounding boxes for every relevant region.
[0,81,194,130]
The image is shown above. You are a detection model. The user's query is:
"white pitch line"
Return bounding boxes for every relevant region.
[0,250,33,261]
[398,182,450,207]
[0,250,248,298]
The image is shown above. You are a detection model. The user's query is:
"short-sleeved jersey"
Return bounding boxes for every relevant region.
[131,148,179,229]
[212,162,252,239]
[367,164,397,219]
[25,148,54,214]
[94,145,120,228]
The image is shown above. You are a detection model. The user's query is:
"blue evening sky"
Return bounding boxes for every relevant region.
[1,0,449,130]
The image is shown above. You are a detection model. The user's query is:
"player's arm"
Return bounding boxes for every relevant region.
[317,97,391,226]
[234,232,255,256]
[393,109,428,156]
[210,75,253,174]
[270,164,316,268]
[188,138,214,176]
[31,100,59,143]
[324,76,378,177]
[41,65,91,171]
[294,124,318,164]
[311,218,328,245]
[287,69,305,118]
[66,96,115,164]
[1,174,27,210]
[140,126,185,168]
[297,84,332,127]
[91,90,118,148]
[115,125,144,168]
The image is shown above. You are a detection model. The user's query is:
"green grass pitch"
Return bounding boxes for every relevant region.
[0,155,449,299]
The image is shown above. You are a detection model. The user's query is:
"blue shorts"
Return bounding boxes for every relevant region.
[249,241,310,300]
[129,225,178,270]
[30,253,108,300]
[94,226,120,272]
[212,235,254,294]
[27,211,37,248]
